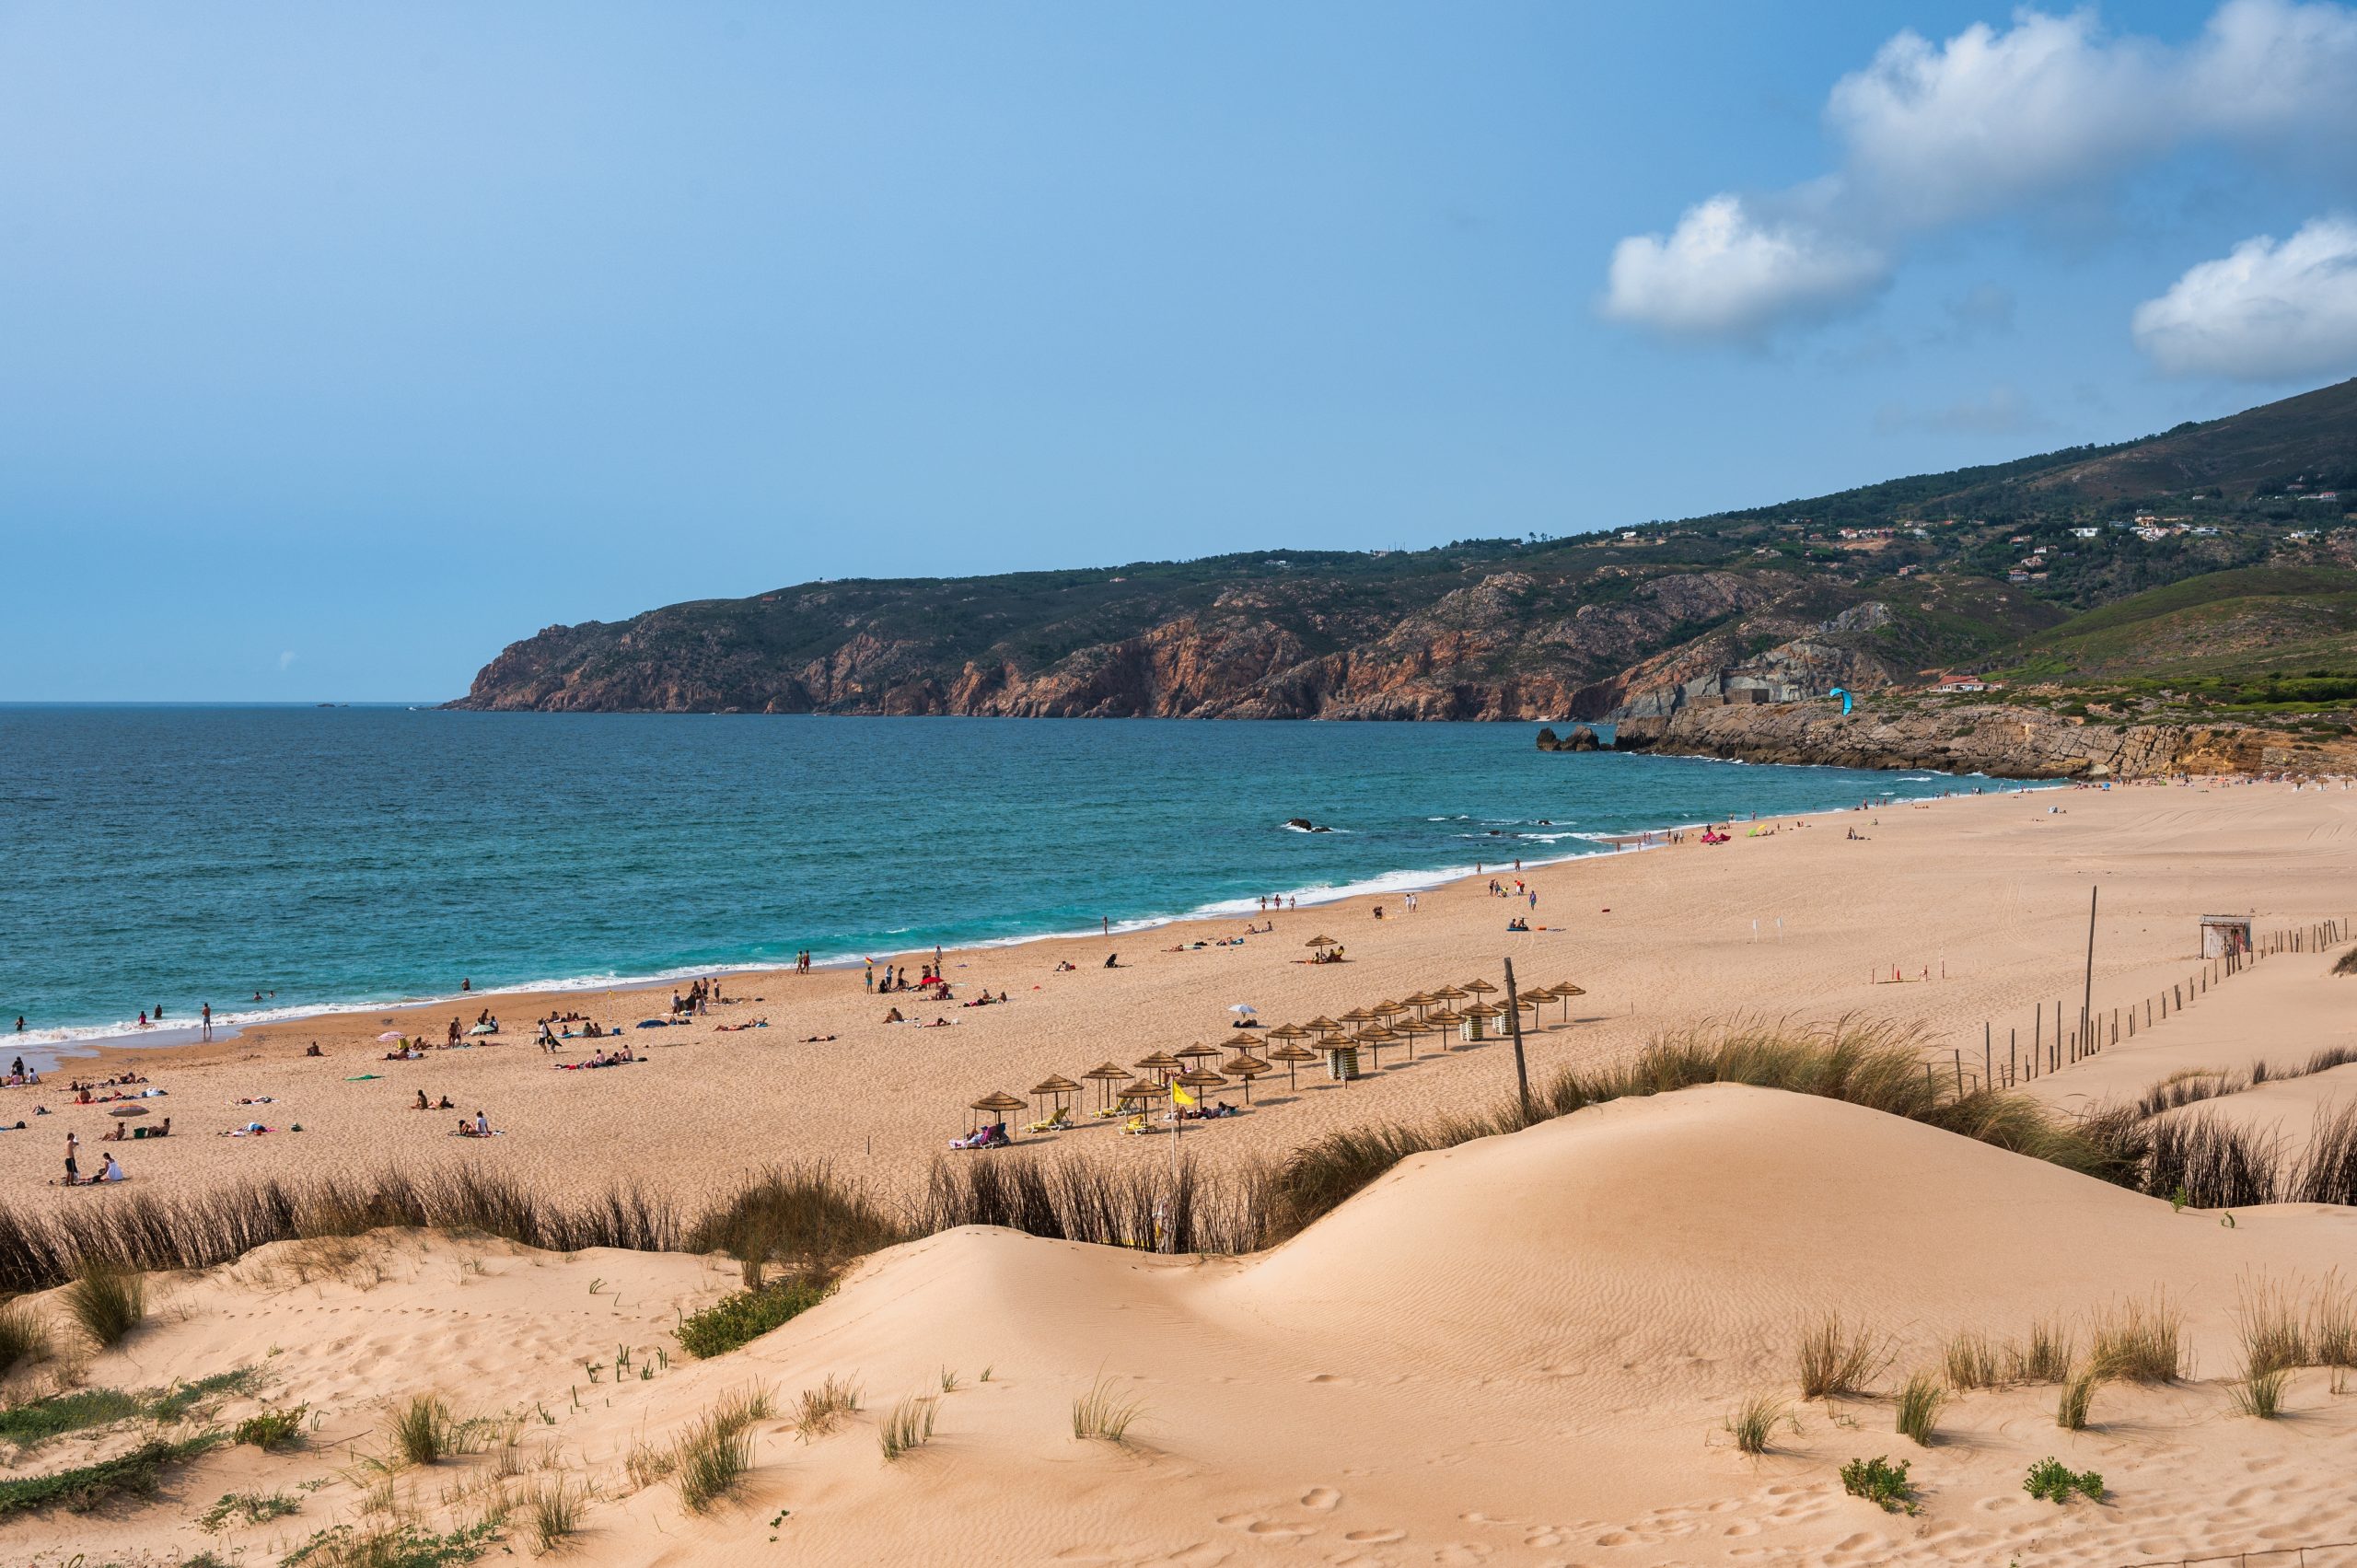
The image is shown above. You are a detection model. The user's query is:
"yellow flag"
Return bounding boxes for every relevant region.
[1170,1082,1196,1107]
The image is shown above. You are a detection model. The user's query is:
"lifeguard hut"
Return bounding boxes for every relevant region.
[2200,914,2253,958]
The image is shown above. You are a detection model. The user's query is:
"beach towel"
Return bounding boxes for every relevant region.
[344,1074,382,1081]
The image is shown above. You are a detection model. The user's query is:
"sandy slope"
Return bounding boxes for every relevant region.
[15,1085,2357,1568]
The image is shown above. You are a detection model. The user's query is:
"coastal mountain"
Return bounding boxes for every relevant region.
[454,379,2357,719]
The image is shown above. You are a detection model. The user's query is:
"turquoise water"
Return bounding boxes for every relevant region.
[0,706,2008,1051]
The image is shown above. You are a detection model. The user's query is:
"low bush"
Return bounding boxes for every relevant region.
[198,1489,301,1531]
[237,1403,309,1451]
[0,1432,224,1517]
[279,1518,503,1568]
[1839,1455,1916,1515]
[2024,1455,2104,1503]
[676,1276,830,1360]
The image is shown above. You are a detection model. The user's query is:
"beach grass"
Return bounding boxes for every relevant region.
[2232,1365,2290,1418]
[674,1410,756,1513]
[1723,1391,1787,1456]
[2012,1318,2076,1384]
[528,1477,586,1549]
[1942,1331,2003,1390]
[2056,1367,2102,1430]
[0,1302,49,1376]
[1796,1312,1888,1400]
[0,1432,224,1518]
[1895,1371,1945,1446]
[2089,1293,2185,1383]
[794,1374,861,1441]
[1072,1376,1145,1444]
[877,1395,937,1462]
[388,1395,480,1467]
[63,1260,146,1348]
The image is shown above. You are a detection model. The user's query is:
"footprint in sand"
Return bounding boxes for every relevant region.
[1301,1487,1343,1511]
[1344,1527,1406,1543]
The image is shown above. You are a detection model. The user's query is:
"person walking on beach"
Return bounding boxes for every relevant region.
[63,1130,78,1185]
[200,1002,212,1041]
[864,960,875,993]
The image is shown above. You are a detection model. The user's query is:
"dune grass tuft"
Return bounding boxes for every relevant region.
[2089,1292,2184,1383]
[2232,1365,2289,1419]
[794,1375,860,1441]
[1942,1331,2002,1391]
[1072,1376,1145,1445]
[1723,1391,1788,1456]
[528,1476,586,1549]
[1796,1312,1888,1400]
[2011,1318,2075,1384]
[387,1394,481,1466]
[0,1303,51,1378]
[1895,1371,1945,1446]
[673,1410,755,1514]
[2238,1278,2311,1377]
[2056,1367,2103,1431]
[63,1260,146,1349]
[877,1395,938,1462]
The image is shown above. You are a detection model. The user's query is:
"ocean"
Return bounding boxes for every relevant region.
[0,706,2012,1054]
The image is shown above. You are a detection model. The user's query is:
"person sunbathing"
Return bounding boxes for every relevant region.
[882,1007,905,1023]
[414,1090,431,1110]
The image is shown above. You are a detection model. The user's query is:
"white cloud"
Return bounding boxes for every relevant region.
[1604,1,2357,343]
[1827,9,2168,227]
[278,650,298,670]
[1601,195,1887,341]
[2132,216,2357,379]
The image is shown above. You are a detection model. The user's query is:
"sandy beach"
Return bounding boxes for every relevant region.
[11,775,2357,1568]
[6,778,2351,1212]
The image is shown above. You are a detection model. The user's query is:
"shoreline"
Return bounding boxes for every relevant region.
[17,777,2062,1082]
[11,772,2041,1071]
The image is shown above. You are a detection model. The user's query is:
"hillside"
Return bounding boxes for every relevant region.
[454,379,2357,719]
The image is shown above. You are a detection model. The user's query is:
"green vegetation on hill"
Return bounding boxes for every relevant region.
[455,377,2357,719]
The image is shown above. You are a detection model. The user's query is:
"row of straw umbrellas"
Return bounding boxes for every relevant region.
[965,978,1587,1134]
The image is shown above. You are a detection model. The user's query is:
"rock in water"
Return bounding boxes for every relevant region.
[1537,725,1602,752]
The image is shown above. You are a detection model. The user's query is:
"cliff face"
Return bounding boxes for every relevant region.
[453,567,1782,720]
[1611,703,2357,779]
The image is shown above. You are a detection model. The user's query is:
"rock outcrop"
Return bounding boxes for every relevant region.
[1612,703,2357,779]
[1535,726,1602,752]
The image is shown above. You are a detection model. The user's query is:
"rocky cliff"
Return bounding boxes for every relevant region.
[1611,703,2357,779]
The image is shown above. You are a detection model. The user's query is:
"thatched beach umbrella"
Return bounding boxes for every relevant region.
[1461,978,1499,1002]
[1353,1025,1398,1070]
[1339,1005,1375,1028]
[1175,1042,1223,1069]
[1267,1040,1318,1091]
[1177,1066,1226,1104]
[1426,1006,1463,1048]
[1305,935,1338,949]
[1306,1015,1343,1040]
[1461,1001,1502,1042]
[1430,983,1468,1007]
[1221,1052,1271,1103]
[1402,990,1436,1016]
[968,1090,1027,1134]
[1133,1051,1183,1083]
[1267,1022,1310,1048]
[1082,1061,1132,1112]
[1550,981,1587,1022]
[1029,1074,1081,1118]
[1115,1078,1166,1128]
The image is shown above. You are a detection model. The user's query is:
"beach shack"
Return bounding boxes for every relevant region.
[2200,914,2253,958]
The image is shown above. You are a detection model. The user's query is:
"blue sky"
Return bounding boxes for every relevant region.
[6,1,2356,700]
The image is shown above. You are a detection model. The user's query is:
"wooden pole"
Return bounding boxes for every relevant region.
[2080,886,2096,1061]
[1503,958,1533,1124]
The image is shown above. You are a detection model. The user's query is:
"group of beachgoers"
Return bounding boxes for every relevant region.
[865,957,949,993]
[59,1131,126,1186]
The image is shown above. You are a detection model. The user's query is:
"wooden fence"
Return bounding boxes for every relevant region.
[1938,917,2352,1092]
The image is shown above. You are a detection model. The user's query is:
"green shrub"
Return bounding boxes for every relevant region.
[0,1387,139,1449]
[676,1276,830,1359]
[237,1403,309,1450]
[2024,1455,2104,1503]
[1839,1455,1916,1515]
[279,1518,503,1568]
[0,1433,224,1517]
[199,1489,301,1531]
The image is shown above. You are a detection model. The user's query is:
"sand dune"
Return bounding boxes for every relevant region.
[16,1084,2357,1567]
